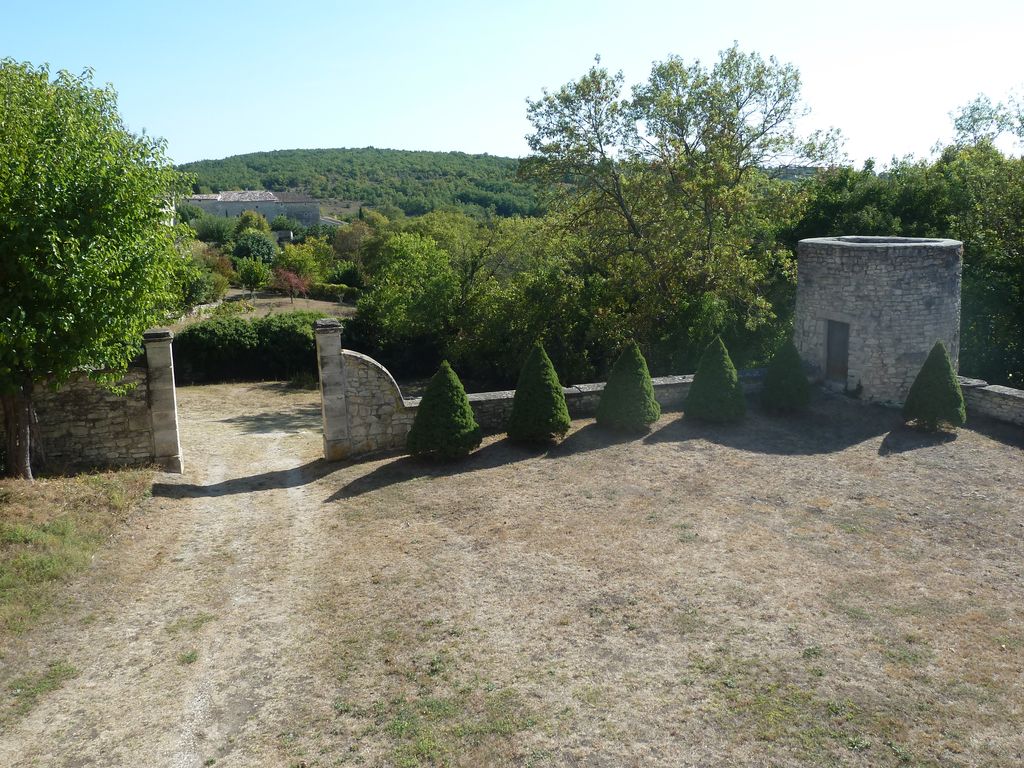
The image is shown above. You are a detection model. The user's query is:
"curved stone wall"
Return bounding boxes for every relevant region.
[795,236,963,404]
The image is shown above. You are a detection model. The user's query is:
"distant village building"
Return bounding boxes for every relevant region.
[184,190,321,227]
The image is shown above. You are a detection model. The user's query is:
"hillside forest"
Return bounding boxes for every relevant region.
[177,46,1024,390]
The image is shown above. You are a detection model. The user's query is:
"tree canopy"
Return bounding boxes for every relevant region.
[521,45,840,372]
[0,59,187,478]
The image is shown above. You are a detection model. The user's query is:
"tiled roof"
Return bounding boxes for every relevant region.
[186,190,318,203]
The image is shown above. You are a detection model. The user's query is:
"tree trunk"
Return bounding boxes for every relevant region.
[1,380,34,480]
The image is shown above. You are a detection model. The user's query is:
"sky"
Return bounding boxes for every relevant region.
[3,0,1023,167]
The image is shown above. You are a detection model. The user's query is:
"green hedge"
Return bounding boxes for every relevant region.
[173,311,329,384]
[306,282,361,303]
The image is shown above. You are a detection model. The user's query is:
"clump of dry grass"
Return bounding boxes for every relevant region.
[0,469,153,635]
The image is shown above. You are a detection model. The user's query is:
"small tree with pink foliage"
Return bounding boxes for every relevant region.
[272,268,310,303]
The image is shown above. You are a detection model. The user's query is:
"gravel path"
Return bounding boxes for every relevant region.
[1,384,327,767]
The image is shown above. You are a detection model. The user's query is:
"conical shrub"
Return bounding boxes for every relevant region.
[595,342,661,432]
[761,338,811,413]
[685,336,746,422]
[507,341,571,442]
[902,341,966,432]
[406,361,482,459]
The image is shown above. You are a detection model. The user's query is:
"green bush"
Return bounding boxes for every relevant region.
[192,215,235,246]
[595,341,661,432]
[760,338,811,412]
[685,336,746,422]
[234,210,271,237]
[307,283,349,302]
[270,214,304,233]
[326,260,364,289]
[172,311,328,384]
[173,316,258,383]
[237,258,272,294]
[902,341,966,431]
[233,230,277,264]
[507,341,571,442]
[406,362,481,459]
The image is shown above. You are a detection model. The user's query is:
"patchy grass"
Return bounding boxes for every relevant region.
[178,649,199,665]
[165,611,217,636]
[0,469,153,636]
[292,394,1024,766]
[5,660,78,720]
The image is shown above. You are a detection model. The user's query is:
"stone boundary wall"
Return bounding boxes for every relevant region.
[0,330,183,474]
[447,371,765,432]
[314,319,772,460]
[959,377,1024,427]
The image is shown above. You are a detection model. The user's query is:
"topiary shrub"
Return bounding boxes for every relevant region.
[406,362,482,460]
[902,341,966,432]
[685,336,746,422]
[595,341,661,432]
[760,338,811,413]
[507,341,571,443]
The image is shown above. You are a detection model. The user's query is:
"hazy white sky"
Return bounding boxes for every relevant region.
[3,0,1022,166]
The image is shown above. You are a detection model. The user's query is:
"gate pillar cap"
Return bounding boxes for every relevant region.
[315,318,342,333]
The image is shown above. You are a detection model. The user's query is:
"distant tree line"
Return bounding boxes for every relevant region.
[178,147,541,218]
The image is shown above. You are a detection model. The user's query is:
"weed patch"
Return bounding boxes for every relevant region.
[0,470,152,636]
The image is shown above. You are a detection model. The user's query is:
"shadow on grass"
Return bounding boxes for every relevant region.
[964,414,1024,449]
[543,422,650,459]
[328,438,545,500]
[219,403,322,434]
[152,458,337,499]
[644,392,897,456]
[878,426,958,456]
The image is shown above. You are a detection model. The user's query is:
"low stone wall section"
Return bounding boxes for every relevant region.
[959,377,1024,427]
[446,371,764,432]
[0,330,183,474]
[24,368,153,470]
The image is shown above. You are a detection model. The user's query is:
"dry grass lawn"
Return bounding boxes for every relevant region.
[295,392,1024,767]
[1,384,1021,767]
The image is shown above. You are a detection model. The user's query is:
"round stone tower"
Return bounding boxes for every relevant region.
[794,236,963,405]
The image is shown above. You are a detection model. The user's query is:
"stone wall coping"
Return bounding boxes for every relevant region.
[397,369,767,412]
[799,236,963,250]
[143,328,173,341]
[978,384,1024,400]
[957,376,989,389]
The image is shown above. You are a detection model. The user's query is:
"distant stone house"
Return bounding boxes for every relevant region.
[183,190,321,227]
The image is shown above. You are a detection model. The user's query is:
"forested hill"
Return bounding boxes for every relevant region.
[177,147,539,217]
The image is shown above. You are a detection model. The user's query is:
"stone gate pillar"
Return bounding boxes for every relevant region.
[314,319,416,461]
[143,328,183,473]
[315,319,348,461]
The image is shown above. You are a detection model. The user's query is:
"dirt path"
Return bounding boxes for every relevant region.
[0,383,328,767]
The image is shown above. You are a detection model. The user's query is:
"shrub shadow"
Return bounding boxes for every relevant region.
[152,458,337,499]
[964,413,1024,449]
[219,403,322,434]
[878,426,958,456]
[544,422,650,459]
[329,438,541,500]
[644,392,897,456]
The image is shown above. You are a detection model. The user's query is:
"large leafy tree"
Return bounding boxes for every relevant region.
[0,60,188,478]
[521,45,839,370]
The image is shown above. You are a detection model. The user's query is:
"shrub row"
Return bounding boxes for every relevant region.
[405,336,966,459]
[172,311,329,384]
